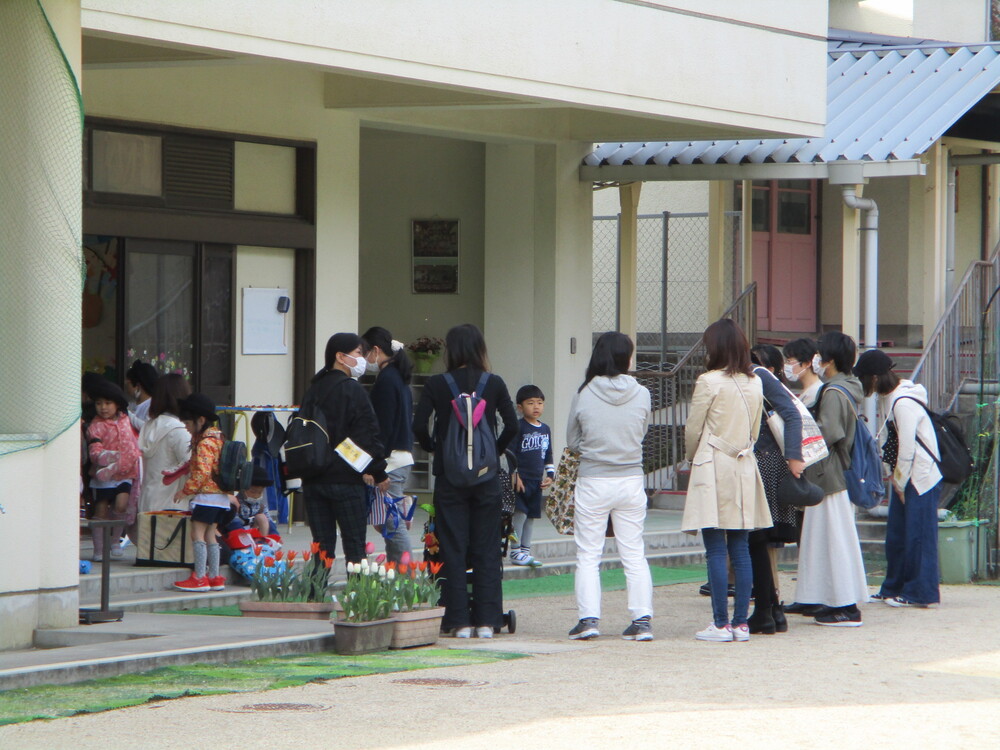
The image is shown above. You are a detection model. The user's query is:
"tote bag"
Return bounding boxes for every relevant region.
[544,447,580,535]
[135,511,194,567]
[764,382,829,468]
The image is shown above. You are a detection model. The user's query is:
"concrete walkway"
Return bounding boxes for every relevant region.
[3,574,999,748]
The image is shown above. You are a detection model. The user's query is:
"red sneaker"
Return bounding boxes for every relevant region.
[208,576,226,591]
[174,574,210,592]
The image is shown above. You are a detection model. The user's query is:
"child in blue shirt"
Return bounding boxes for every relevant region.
[509,385,554,567]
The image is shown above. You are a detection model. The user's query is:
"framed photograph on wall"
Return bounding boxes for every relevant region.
[412,219,459,294]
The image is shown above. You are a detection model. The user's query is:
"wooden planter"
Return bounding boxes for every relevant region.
[333,618,395,655]
[390,606,445,649]
[238,600,335,620]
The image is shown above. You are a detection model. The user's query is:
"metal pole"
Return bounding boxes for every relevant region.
[661,211,670,367]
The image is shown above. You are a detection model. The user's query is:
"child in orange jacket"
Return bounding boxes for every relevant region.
[172,393,229,592]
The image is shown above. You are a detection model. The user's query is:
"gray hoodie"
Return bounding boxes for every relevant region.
[567,375,652,478]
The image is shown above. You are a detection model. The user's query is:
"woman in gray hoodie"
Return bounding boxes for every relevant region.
[566,332,653,642]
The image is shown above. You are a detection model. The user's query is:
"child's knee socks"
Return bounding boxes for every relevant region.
[193,540,207,578]
[207,543,220,579]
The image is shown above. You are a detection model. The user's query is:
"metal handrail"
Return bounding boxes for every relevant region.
[633,282,757,492]
[911,243,1000,411]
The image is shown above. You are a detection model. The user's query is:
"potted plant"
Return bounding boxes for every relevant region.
[332,550,396,655]
[407,336,444,374]
[238,543,336,619]
[385,551,445,649]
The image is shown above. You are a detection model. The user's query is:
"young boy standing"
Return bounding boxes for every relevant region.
[509,385,555,567]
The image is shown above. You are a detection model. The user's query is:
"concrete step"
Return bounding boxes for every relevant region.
[80,584,255,613]
[79,565,195,601]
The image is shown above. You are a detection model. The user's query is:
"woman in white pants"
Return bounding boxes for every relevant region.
[566,332,653,641]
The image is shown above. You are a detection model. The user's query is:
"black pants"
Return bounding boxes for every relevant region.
[304,482,367,564]
[748,535,776,611]
[434,475,503,631]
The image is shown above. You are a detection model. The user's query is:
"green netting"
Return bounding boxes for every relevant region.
[0,0,83,455]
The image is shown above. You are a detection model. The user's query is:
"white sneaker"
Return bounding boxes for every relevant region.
[109,546,125,559]
[91,552,103,563]
[695,623,734,642]
[452,626,473,639]
[732,624,750,642]
[510,551,531,566]
[475,626,494,639]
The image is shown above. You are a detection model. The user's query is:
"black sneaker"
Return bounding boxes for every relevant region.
[698,582,736,597]
[870,592,893,602]
[622,616,653,641]
[815,606,862,627]
[785,602,826,616]
[568,618,600,640]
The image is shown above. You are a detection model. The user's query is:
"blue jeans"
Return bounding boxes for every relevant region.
[878,482,941,605]
[702,528,752,627]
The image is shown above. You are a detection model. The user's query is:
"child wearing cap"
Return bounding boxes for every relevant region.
[85,380,140,562]
[173,393,229,592]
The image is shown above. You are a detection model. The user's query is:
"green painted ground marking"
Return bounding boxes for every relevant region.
[0,649,521,726]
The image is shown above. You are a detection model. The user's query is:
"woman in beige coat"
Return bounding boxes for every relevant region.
[683,319,771,642]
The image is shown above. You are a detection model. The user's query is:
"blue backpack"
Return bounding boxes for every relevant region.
[441,371,498,488]
[819,384,886,509]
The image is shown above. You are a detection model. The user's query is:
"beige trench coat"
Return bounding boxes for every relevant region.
[681,370,772,533]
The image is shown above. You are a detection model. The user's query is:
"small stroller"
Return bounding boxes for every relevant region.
[423,450,518,634]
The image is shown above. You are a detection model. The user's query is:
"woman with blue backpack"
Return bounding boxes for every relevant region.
[412,324,519,639]
[789,332,870,627]
[854,349,942,608]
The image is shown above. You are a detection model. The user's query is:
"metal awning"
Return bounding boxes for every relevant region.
[582,41,1000,182]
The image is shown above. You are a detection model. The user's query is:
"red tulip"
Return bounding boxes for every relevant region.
[386,561,397,571]
[274,550,284,562]
[310,541,321,554]
[302,551,311,562]
[320,550,329,563]
[399,563,409,575]
[430,561,444,575]
[323,557,333,569]
[375,553,386,564]
[365,541,376,555]
[400,550,411,565]
[286,550,297,562]
[263,556,275,567]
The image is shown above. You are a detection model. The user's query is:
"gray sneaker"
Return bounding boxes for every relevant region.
[622,616,653,641]
[568,618,600,640]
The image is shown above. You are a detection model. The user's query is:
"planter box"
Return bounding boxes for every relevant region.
[938,520,991,584]
[333,618,395,655]
[238,601,335,620]
[390,607,445,649]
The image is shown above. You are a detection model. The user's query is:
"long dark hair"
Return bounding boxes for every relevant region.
[149,373,191,419]
[751,344,786,384]
[704,319,754,377]
[579,331,634,392]
[445,324,490,372]
[361,326,413,384]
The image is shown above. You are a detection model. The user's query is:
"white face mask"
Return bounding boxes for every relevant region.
[811,353,825,377]
[783,363,800,382]
[345,353,367,379]
[365,358,380,375]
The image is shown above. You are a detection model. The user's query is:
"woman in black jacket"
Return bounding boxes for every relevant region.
[413,324,518,639]
[302,333,387,565]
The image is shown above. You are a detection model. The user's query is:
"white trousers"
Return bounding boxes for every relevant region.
[574,475,653,621]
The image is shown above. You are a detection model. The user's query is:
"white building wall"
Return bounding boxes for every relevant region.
[358,130,486,355]
[829,0,987,42]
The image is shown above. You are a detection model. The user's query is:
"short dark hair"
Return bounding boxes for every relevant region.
[361,326,412,384]
[783,338,818,365]
[516,384,545,404]
[445,324,490,372]
[580,332,633,392]
[751,344,785,381]
[126,360,159,395]
[704,319,753,377]
[817,331,857,374]
[860,370,901,397]
[149,373,192,419]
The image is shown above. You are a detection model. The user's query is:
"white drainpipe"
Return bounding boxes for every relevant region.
[841,187,879,428]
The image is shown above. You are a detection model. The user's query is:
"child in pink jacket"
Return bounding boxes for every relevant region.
[86,380,140,561]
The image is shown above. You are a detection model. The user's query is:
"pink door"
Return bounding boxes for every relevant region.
[751,180,818,332]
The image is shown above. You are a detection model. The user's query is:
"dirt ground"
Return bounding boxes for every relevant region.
[3,574,999,749]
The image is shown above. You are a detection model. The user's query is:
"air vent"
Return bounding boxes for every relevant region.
[164,135,233,210]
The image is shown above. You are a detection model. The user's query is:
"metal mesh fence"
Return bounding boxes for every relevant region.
[592,216,619,331]
[0,0,83,454]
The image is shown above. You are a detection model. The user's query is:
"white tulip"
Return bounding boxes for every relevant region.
[387,569,396,581]
[346,562,356,574]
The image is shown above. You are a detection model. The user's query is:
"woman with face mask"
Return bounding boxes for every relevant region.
[126,360,159,430]
[786,332,869,627]
[781,338,822,407]
[360,326,415,563]
[300,333,389,565]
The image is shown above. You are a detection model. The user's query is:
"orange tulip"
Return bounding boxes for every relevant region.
[274,550,284,562]
[263,556,275,567]
[286,550,297,562]
[399,563,408,575]
[418,561,428,572]
[386,561,396,571]
[430,561,444,575]
[323,556,333,569]
[310,541,321,554]
[320,550,330,563]
[302,551,311,562]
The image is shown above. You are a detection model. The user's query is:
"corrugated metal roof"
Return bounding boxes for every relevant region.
[585,42,1000,170]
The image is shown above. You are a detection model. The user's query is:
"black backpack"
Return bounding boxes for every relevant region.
[283,391,334,480]
[893,396,975,485]
[440,371,498,488]
[215,440,254,492]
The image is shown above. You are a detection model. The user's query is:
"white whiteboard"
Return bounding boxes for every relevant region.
[242,287,289,355]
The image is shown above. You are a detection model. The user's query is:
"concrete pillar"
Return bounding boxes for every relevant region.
[617,182,641,343]
[484,143,592,450]
[841,185,862,342]
[707,180,731,319]
[314,111,361,367]
[740,180,754,290]
[922,143,949,341]
[987,163,1000,257]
